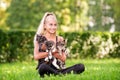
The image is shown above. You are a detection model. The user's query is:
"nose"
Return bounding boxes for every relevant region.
[52,25,57,29]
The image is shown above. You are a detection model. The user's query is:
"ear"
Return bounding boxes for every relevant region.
[44,24,46,30]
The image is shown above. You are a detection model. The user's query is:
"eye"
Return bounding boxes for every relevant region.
[50,23,53,26]
[54,24,57,26]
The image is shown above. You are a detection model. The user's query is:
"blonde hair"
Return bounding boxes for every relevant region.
[33,12,57,44]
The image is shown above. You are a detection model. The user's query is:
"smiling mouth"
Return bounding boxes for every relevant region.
[50,29,56,31]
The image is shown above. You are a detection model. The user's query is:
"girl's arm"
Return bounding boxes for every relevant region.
[34,41,48,60]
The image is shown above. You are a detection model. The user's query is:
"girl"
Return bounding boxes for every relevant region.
[33,12,85,77]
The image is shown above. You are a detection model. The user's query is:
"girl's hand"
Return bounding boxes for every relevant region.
[52,50,66,62]
[52,50,58,55]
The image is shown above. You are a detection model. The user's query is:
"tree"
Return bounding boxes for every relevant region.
[0,0,11,30]
[6,0,88,32]
[87,0,120,32]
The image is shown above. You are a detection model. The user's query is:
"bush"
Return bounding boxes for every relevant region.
[0,30,35,62]
[60,31,120,59]
[0,30,120,62]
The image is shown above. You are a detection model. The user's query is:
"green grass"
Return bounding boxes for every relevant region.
[0,59,120,80]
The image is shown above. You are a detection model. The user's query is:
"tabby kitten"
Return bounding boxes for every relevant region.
[56,39,67,55]
[44,40,56,62]
[56,39,67,69]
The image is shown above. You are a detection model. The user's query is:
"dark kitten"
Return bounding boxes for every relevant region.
[44,40,56,61]
[45,40,55,51]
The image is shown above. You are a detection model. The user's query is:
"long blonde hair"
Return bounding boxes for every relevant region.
[33,12,57,44]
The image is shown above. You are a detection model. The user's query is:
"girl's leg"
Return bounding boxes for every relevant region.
[38,63,59,77]
[59,63,85,74]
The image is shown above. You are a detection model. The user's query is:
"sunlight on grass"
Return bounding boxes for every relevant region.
[0,59,120,80]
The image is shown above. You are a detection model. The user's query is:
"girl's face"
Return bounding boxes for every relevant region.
[44,15,57,34]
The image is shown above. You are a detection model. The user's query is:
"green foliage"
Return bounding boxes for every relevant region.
[110,32,120,57]
[1,0,120,31]
[0,30,35,62]
[6,0,88,31]
[6,0,34,29]
[105,0,120,31]
[0,30,9,62]
[60,31,120,59]
[0,30,120,62]
[87,0,120,31]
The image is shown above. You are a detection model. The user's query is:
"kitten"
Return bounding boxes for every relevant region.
[56,39,67,69]
[56,39,67,55]
[44,40,56,62]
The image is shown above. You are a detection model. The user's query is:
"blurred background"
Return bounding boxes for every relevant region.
[0,0,120,62]
[0,0,120,32]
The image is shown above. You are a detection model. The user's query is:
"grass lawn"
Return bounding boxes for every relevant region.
[0,59,120,80]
